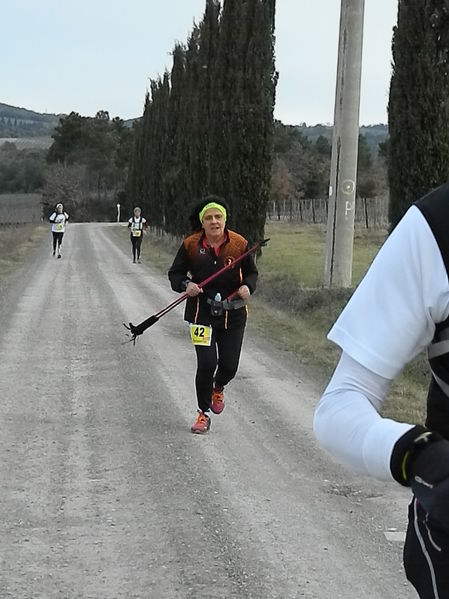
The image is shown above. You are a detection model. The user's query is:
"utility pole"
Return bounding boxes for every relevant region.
[324,0,365,287]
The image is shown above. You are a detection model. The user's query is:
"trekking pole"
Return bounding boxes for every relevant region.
[123,238,269,344]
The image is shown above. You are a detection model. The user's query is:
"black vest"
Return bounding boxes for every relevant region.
[416,182,449,439]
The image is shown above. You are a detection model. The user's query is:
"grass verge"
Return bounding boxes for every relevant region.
[129,222,428,424]
[0,224,46,282]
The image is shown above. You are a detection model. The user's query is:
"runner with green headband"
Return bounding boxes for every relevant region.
[168,195,258,434]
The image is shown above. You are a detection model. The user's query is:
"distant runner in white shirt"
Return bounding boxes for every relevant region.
[48,203,69,258]
[127,207,147,264]
[314,182,449,598]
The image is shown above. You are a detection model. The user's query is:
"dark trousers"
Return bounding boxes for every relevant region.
[194,325,245,412]
[52,232,64,251]
[404,498,449,598]
[131,235,142,259]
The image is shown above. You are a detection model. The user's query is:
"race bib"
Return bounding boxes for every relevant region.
[132,230,142,237]
[56,223,64,231]
[190,324,212,346]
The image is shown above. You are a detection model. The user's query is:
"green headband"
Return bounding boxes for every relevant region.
[199,202,227,223]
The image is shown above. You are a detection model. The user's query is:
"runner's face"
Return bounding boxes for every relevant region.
[134,210,141,218]
[57,206,63,213]
[202,208,225,238]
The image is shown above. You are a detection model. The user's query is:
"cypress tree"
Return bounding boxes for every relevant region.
[197,0,221,193]
[388,1,449,227]
[151,73,170,231]
[164,43,187,236]
[210,0,277,241]
[137,78,168,230]
[128,0,276,241]
[126,114,145,212]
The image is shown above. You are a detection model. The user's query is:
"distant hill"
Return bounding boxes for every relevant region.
[0,102,388,154]
[0,103,142,137]
[0,103,62,138]
[296,123,388,155]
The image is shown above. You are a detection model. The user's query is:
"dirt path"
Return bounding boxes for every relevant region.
[0,224,416,598]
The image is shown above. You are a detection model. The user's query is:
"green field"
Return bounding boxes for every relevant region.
[135,220,429,424]
[259,221,387,286]
[0,193,43,224]
[254,221,428,423]
[0,224,45,281]
[0,137,53,150]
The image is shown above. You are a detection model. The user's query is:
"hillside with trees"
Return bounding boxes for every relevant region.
[0,95,389,225]
[295,123,388,156]
[0,103,61,137]
[44,110,133,220]
[270,121,388,218]
[0,92,388,224]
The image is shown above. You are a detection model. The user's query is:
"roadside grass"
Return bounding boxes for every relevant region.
[0,224,46,281]
[127,221,428,424]
[257,221,428,423]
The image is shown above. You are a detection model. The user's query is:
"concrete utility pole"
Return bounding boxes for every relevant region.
[324,0,365,287]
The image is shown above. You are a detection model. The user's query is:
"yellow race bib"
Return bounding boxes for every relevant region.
[189,324,212,346]
[132,230,142,237]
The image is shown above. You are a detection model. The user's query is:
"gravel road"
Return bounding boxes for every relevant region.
[0,224,417,599]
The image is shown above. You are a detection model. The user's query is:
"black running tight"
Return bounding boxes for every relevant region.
[52,232,64,251]
[194,325,246,412]
[404,498,449,598]
[130,235,142,260]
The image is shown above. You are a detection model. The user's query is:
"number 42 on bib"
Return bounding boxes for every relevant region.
[189,324,212,346]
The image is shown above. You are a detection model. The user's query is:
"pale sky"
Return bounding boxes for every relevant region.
[1,1,397,126]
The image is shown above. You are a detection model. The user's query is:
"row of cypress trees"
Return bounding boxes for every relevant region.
[388,1,449,227]
[127,0,277,242]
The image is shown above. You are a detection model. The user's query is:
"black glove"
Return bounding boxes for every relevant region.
[391,425,449,532]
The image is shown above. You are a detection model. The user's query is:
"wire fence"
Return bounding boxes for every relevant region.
[0,193,390,229]
[0,193,43,225]
[267,196,389,229]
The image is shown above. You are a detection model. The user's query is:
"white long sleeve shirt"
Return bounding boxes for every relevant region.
[314,206,449,481]
[49,212,69,233]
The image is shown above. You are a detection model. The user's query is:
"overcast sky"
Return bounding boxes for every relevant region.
[1,0,397,125]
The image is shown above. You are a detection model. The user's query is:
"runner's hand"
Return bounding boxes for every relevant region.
[238,285,250,299]
[410,438,449,532]
[186,282,203,297]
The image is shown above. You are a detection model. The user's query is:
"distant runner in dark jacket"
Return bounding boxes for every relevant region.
[128,207,147,263]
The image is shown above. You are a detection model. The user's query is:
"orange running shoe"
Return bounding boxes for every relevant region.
[210,387,224,414]
[191,411,211,434]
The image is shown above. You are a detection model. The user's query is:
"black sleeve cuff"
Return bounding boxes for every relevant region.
[390,425,437,485]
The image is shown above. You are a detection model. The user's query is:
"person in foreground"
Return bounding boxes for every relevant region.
[168,196,258,434]
[49,203,69,258]
[314,182,449,598]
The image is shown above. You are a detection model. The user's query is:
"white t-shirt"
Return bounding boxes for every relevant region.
[49,212,69,233]
[128,216,147,236]
[314,205,449,480]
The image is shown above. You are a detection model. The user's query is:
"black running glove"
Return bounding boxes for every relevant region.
[391,425,449,531]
